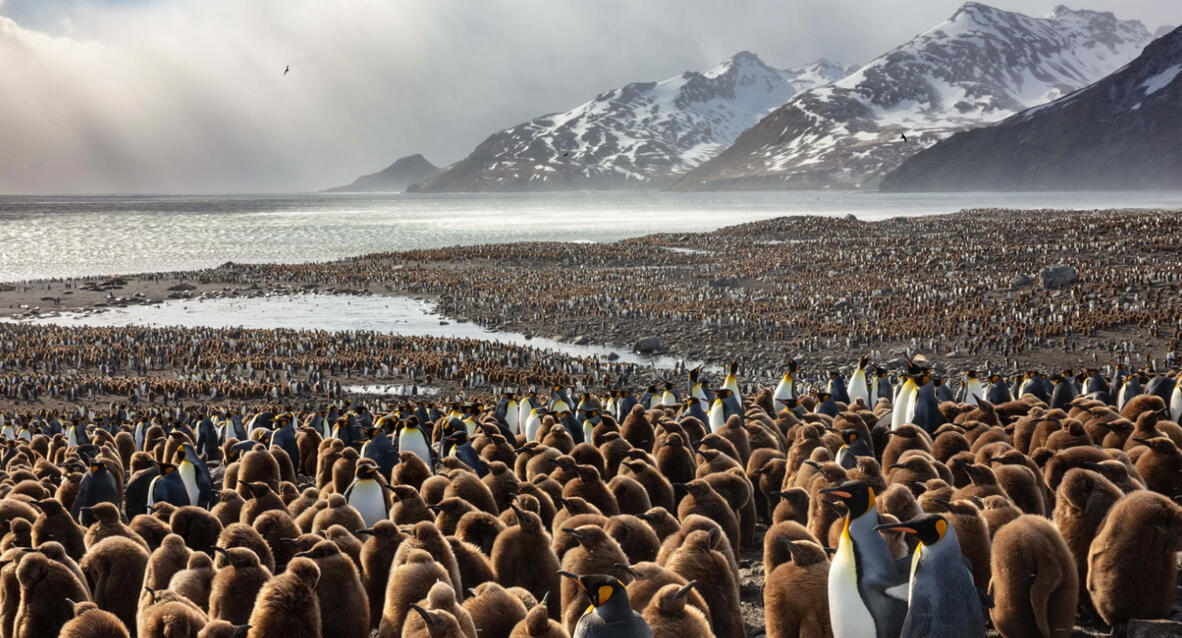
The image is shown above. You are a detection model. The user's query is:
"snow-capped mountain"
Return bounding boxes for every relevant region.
[675,3,1151,190]
[419,53,854,191]
[880,26,1182,191]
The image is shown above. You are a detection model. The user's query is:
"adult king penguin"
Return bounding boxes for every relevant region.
[955,371,983,406]
[819,480,907,638]
[847,356,871,407]
[344,463,388,528]
[397,417,434,470]
[773,358,798,410]
[876,514,985,638]
[558,571,653,638]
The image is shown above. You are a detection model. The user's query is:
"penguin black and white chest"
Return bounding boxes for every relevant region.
[835,430,873,470]
[559,571,652,638]
[820,480,907,638]
[876,514,984,638]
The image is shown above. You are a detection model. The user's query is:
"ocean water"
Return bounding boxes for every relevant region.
[2,190,1182,282]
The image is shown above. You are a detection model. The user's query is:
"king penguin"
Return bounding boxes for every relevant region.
[773,359,798,410]
[985,374,1011,405]
[344,463,388,528]
[361,423,398,477]
[681,397,709,427]
[174,442,213,509]
[847,356,871,407]
[559,571,653,638]
[518,390,536,435]
[722,360,742,405]
[708,397,727,433]
[891,375,918,431]
[616,389,638,423]
[875,514,985,638]
[1170,375,1182,422]
[834,429,874,471]
[828,370,851,405]
[1117,372,1142,410]
[1084,368,1109,396]
[397,417,434,471]
[147,463,190,511]
[956,371,983,406]
[819,480,907,638]
[688,366,713,412]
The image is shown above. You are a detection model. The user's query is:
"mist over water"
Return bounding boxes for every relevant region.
[3,190,1182,282]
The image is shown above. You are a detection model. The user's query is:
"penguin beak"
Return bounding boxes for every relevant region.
[817,486,851,500]
[874,522,918,535]
[560,528,584,540]
[614,563,638,579]
[675,581,697,599]
[354,528,373,537]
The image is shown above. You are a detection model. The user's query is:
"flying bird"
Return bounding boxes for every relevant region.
[284,65,290,75]
[900,133,908,143]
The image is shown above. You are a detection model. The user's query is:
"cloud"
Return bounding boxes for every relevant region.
[0,0,1171,194]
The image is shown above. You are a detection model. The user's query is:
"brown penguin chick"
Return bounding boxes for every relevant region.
[378,549,451,638]
[0,547,30,638]
[444,469,500,516]
[643,581,713,638]
[359,520,406,630]
[169,506,223,554]
[717,415,752,466]
[330,449,361,495]
[421,474,453,506]
[954,463,1008,502]
[675,479,740,554]
[1053,467,1123,606]
[1131,436,1182,499]
[989,514,1077,638]
[138,588,208,638]
[59,600,130,638]
[1120,394,1167,421]
[236,449,281,496]
[251,509,300,572]
[507,596,566,638]
[876,483,922,529]
[240,481,287,525]
[763,538,831,638]
[515,483,559,529]
[694,444,743,477]
[416,580,478,638]
[393,450,433,490]
[310,493,365,534]
[701,467,755,549]
[448,537,496,592]
[198,619,249,638]
[1043,419,1093,451]
[559,464,619,516]
[881,424,933,470]
[211,490,246,528]
[604,515,662,565]
[608,474,654,517]
[621,561,711,624]
[551,498,605,539]
[218,522,277,574]
[769,487,811,526]
[294,539,369,638]
[886,456,939,495]
[296,426,322,476]
[569,443,607,478]
[598,432,634,479]
[315,439,345,490]
[80,535,149,633]
[655,433,697,487]
[482,461,520,513]
[432,497,478,535]
[558,525,631,631]
[210,546,272,625]
[246,556,321,638]
[168,551,215,612]
[931,429,972,462]
[395,520,464,597]
[523,447,563,481]
[637,507,682,541]
[286,487,320,519]
[747,453,786,521]
[987,462,1047,517]
[1042,445,1111,491]
[1087,490,1182,629]
[979,495,1022,537]
[149,501,178,524]
[664,528,742,638]
[32,540,91,600]
[0,518,32,551]
[848,456,887,495]
[762,520,819,578]
[621,405,656,451]
[455,510,506,557]
[31,497,86,560]
[462,582,528,638]
[14,551,91,638]
[389,484,435,525]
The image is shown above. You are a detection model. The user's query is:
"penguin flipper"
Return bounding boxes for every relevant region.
[343,479,358,500]
[884,581,910,602]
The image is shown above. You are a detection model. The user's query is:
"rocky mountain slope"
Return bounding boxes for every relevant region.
[418,54,853,191]
[880,26,1182,191]
[326,154,439,192]
[674,3,1151,190]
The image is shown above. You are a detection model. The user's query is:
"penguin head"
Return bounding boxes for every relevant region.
[876,513,950,547]
[557,571,628,609]
[355,463,379,480]
[819,480,875,519]
[837,429,860,445]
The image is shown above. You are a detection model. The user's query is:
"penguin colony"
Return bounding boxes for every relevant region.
[6,210,1182,381]
[0,354,1180,638]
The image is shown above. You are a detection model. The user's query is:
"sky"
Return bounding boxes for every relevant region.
[0,0,1175,194]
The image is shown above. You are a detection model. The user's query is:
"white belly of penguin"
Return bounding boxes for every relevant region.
[891,381,916,431]
[847,369,869,406]
[179,461,198,506]
[349,480,387,528]
[1171,385,1182,422]
[505,404,519,434]
[525,413,542,442]
[708,403,726,433]
[399,432,433,468]
[829,530,878,638]
[0,426,13,440]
